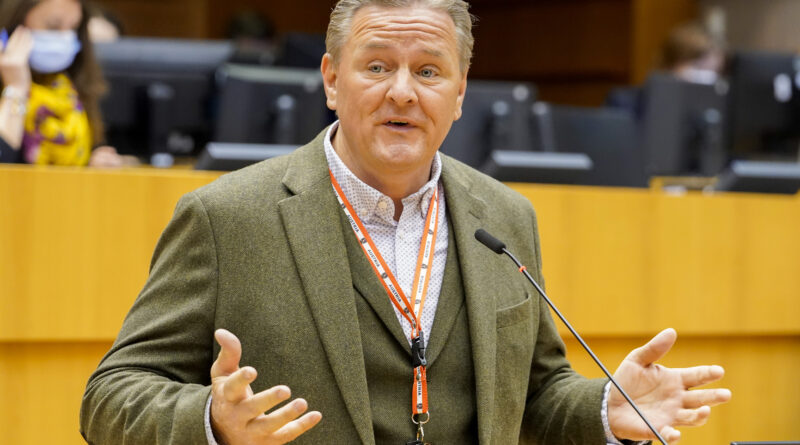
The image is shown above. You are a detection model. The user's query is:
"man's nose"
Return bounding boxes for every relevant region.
[386,69,418,105]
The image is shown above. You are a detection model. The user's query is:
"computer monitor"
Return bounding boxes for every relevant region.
[727,51,800,160]
[714,160,800,194]
[535,104,647,188]
[94,37,234,161]
[213,64,331,145]
[481,151,593,184]
[274,32,327,69]
[439,80,537,168]
[194,142,297,171]
[640,73,728,176]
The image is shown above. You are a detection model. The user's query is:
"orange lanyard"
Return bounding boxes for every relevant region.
[330,170,439,429]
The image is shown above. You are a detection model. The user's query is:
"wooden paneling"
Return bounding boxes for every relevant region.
[205,0,336,38]
[0,166,221,340]
[0,342,113,444]
[2,166,800,443]
[509,182,800,336]
[95,0,210,38]
[469,0,632,81]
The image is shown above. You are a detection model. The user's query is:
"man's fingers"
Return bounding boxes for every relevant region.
[211,329,242,378]
[660,425,681,444]
[626,328,677,366]
[680,364,725,389]
[222,366,257,403]
[268,411,323,443]
[682,388,732,408]
[239,385,292,419]
[673,405,711,427]
[248,398,309,434]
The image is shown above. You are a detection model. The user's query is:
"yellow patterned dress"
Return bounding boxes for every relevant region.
[23,73,92,165]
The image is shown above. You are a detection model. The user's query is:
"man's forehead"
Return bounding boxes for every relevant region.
[360,41,446,59]
[348,6,458,46]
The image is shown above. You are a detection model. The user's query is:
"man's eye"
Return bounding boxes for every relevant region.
[369,65,383,73]
[420,68,436,78]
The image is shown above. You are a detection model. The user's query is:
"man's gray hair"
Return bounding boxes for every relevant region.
[326,0,475,72]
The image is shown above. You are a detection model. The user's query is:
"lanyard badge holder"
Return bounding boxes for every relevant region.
[330,170,437,444]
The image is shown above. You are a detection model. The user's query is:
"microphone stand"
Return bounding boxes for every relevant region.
[475,229,667,445]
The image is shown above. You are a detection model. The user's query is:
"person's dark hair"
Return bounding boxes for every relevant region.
[658,22,719,71]
[0,0,108,145]
[88,3,125,36]
[226,10,276,41]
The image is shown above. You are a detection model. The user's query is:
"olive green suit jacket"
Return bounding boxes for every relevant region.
[80,129,607,444]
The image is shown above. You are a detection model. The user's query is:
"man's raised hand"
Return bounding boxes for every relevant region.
[607,328,732,444]
[210,329,322,444]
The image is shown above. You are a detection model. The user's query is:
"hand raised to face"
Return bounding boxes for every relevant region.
[0,26,34,91]
[210,329,322,445]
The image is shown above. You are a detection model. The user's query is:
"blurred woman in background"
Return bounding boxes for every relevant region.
[0,0,123,166]
[658,22,726,85]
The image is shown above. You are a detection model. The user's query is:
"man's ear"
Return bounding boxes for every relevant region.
[321,53,338,111]
[453,70,468,121]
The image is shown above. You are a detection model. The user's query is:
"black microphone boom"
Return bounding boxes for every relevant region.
[474,229,667,445]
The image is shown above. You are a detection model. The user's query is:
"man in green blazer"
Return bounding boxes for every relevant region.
[80,1,731,444]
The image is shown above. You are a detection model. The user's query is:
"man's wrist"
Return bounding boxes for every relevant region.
[602,381,651,445]
[204,394,221,445]
[602,381,624,444]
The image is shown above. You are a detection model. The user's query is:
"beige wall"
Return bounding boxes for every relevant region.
[702,0,800,52]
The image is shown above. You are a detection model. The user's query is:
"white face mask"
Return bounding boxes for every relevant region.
[29,30,82,74]
[677,67,720,85]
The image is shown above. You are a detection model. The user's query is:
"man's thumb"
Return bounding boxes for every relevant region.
[211,329,242,378]
[627,327,677,366]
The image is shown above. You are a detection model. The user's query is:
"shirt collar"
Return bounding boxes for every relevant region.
[324,121,442,224]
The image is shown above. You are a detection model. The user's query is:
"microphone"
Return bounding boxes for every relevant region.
[474,229,667,445]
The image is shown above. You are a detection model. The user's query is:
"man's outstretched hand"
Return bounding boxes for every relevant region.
[210,329,322,444]
[608,328,732,444]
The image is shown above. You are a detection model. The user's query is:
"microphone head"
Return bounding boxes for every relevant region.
[474,229,506,254]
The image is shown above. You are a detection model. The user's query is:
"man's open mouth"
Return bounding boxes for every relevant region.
[385,120,411,127]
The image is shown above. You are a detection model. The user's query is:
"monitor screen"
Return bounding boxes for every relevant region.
[714,160,800,194]
[194,142,297,171]
[541,104,647,188]
[481,150,593,184]
[439,80,537,168]
[727,51,800,160]
[213,64,332,145]
[95,37,234,159]
[640,73,728,176]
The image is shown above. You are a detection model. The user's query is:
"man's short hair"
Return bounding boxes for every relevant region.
[326,0,475,72]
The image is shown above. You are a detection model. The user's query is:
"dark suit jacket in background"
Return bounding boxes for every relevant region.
[80,129,607,444]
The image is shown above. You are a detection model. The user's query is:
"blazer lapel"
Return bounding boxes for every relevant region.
[278,139,375,445]
[441,159,498,445]
[340,211,412,353]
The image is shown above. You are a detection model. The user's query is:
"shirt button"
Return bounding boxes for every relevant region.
[377,200,388,210]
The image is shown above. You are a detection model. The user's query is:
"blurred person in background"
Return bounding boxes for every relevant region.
[0,0,126,166]
[658,22,726,85]
[87,3,124,44]
[607,22,726,115]
[227,10,277,66]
